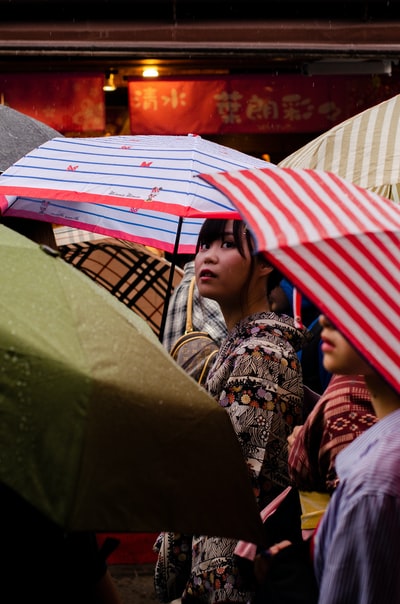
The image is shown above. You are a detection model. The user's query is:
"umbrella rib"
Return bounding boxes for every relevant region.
[158,216,183,342]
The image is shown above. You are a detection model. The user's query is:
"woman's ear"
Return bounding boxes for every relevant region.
[258,259,274,277]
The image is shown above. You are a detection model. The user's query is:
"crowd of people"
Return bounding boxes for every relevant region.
[154,215,399,604]
[3,197,399,604]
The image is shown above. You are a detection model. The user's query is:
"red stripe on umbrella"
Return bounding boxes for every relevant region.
[200,166,400,395]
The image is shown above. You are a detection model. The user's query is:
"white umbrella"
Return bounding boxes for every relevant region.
[0,133,271,254]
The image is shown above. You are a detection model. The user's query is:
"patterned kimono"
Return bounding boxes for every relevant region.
[155,312,309,604]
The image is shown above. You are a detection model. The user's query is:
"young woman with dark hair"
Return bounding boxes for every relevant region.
[175,219,310,603]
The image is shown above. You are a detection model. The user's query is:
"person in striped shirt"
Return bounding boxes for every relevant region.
[254,313,400,604]
[312,314,400,603]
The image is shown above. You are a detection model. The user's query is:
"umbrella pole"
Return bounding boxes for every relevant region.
[158,216,183,343]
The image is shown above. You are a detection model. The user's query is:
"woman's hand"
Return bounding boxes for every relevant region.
[254,540,292,584]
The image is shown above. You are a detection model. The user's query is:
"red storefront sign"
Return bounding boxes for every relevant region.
[0,72,105,133]
[128,74,399,135]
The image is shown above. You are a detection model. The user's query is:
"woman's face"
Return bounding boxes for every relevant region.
[195,220,252,307]
[319,314,372,376]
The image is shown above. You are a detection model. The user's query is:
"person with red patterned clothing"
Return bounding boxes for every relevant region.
[288,373,377,494]
[154,218,310,603]
[287,374,377,537]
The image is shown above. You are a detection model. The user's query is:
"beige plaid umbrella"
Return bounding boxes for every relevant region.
[58,237,183,338]
[279,94,400,203]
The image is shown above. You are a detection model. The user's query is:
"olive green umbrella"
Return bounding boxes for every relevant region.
[0,224,263,544]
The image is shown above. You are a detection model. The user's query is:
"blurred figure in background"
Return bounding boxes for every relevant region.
[0,482,122,604]
[269,278,331,404]
[287,373,377,537]
[1,216,58,248]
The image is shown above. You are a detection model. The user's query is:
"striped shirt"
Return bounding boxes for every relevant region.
[314,407,400,603]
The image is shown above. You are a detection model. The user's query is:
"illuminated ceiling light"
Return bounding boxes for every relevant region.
[142,67,159,78]
[103,71,117,92]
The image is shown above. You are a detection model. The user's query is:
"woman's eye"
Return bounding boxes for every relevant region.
[199,242,210,250]
[221,240,235,249]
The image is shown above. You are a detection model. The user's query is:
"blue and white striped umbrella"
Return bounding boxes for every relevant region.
[0,134,270,254]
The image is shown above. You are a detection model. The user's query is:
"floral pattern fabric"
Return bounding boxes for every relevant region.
[180,312,309,603]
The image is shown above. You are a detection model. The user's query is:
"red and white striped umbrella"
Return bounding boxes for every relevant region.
[200,166,400,395]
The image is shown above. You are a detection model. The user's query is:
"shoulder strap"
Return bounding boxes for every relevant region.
[185,276,196,333]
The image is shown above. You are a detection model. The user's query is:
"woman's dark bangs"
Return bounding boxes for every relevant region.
[196,219,251,257]
[196,219,227,251]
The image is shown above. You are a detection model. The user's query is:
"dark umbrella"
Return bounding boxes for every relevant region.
[0,104,61,173]
[0,104,61,246]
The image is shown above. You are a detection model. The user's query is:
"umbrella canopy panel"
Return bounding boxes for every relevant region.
[0,104,61,173]
[279,94,400,203]
[0,225,263,543]
[0,133,271,253]
[200,166,400,395]
[58,238,183,337]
